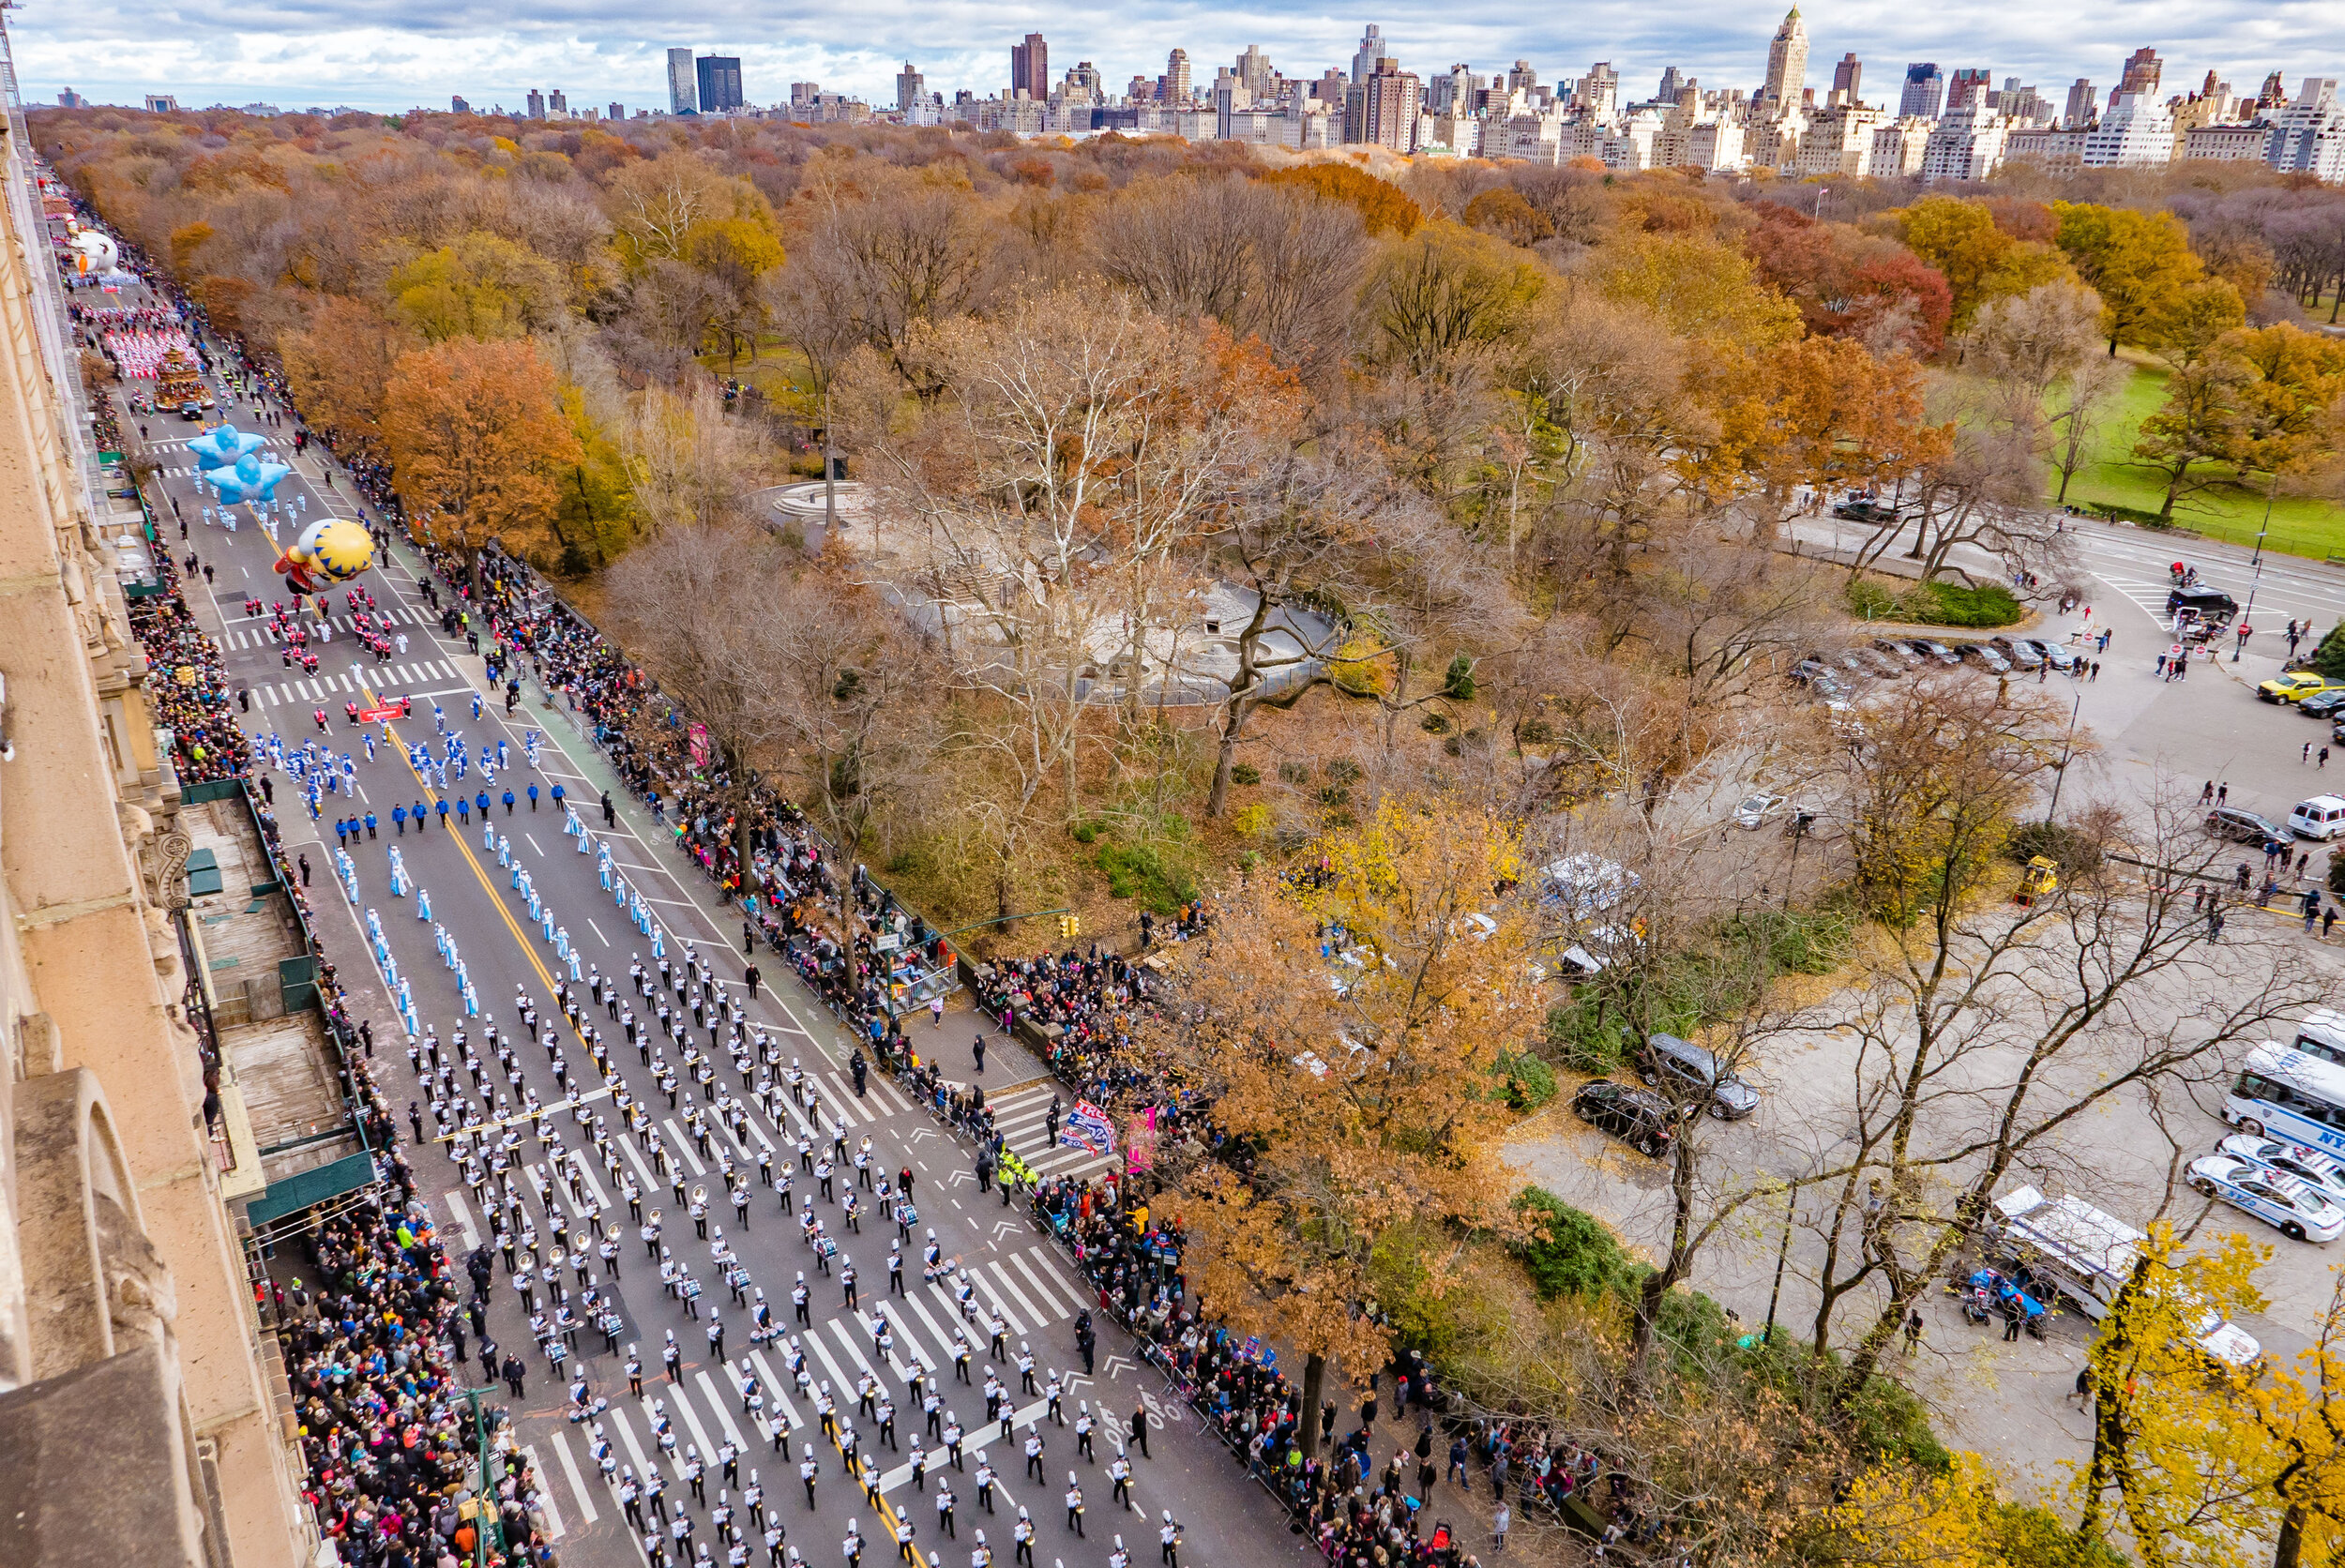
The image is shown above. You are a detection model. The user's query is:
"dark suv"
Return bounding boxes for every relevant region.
[1571,1080,1680,1156]
[1637,1033,1762,1119]
[2204,806,2288,845]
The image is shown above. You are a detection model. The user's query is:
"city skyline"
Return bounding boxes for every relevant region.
[18,0,2345,117]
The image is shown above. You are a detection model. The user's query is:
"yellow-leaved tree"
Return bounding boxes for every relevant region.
[1154,797,1536,1457]
[381,337,582,565]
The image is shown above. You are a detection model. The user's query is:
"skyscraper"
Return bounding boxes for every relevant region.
[696,56,743,113]
[1899,63,1944,118]
[1352,24,1387,84]
[896,63,925,111]
[449,94,470,113]
[1011,33,1049,99]
[1163,49,1191,103]
[1656,66,1685,102]
[1763,7,1808,108]
[1236,45,1275,98]
[1830,53,1861,104]
[1580,61,1619,119]
[548,88,567,115]
[668,47,697,114]
[2119,46,2162,97]
[610,101,626,120]
[1946,68,1992,110]
[525,88,545,119]
[2064,80,2096,127]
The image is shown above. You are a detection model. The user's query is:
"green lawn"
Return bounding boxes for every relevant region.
[2056,353,2345,560]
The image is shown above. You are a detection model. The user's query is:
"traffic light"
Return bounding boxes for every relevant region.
[1057,913,1080,939]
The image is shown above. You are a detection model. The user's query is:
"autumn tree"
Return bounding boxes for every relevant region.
[1887,195,2077,332]
[1155,798,1535,1456]
[386,230,569,341]
[1260,162,1422,236]
[2054,201,2208,355]
[280,295,418,458]
[2134,352,2250,522]
[380,337,581,564]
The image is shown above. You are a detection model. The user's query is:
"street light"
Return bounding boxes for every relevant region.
[2232,477,2277,663]
[2045,689,2082,822]
[456,1380,507,1568]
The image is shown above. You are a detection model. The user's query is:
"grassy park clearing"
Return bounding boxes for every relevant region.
[2054,350,2345,559]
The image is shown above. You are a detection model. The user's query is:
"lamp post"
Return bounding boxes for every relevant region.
[2232,475,2277,663]
[2045,690,2083,822]
[457,1381,506,1568]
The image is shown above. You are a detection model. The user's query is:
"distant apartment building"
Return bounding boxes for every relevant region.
[1344,56,1420,149]
[2082,91,2174,166]
[2063,80,2095,128]
[548,88,567,115]
[1869,116,1932,175]
[2118,46,2162,97]
[525,88,544,119]
[1945,68,1992,110]
[2003,125,2090,171]
[897,63,925,112]
[449,94,471,113]
[609,101,625,120]
[1921,101,2007,179]
[2265,78,2345,181]
[143,93,178,113]
[2182,123,2270,162]
[668,47,697,113]
[56,86,85,107]
[1899,63,1944,119]
[1795,101,1883,174]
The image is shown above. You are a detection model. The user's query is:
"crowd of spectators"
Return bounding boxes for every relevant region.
[128,557,251,784]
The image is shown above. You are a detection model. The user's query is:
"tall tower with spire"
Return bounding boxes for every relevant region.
[1763,7,1809,108]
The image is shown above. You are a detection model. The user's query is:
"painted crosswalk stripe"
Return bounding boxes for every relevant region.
[825,1316,894,1390]
[1007,1252,1078,1320]
[521,1445,567,1539]
[694,1367,751,1452]
[442,1190,480,1246]
[981,1262,1051,1330]
[664,1118,708,1176]
[749,1348,805,1430]
[609,1405,658,1484]
[667,1379,719,1467]
[549,1428,599,1523]
[897,1289,960,1367]
[619,1131,659,1193]
[965,1269,1030,1337]
[804,1324,860,1404]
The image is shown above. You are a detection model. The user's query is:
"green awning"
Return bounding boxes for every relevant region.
[245,1152,378,1229]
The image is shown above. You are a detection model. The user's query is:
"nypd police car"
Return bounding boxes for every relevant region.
[2187,1153,2345,1243]
[2215,1134,2345,1206]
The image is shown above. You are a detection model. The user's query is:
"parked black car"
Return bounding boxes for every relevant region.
[1571,1080,1680,1156]
[1833,500,1900,525]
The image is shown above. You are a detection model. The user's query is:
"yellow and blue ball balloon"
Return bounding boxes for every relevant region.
[274,517,375,591]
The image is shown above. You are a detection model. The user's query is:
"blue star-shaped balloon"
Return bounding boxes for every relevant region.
[186,423,268,471]
[211,450,292,505]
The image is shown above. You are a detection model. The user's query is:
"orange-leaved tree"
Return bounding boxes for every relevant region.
[381,337,581,565]
[1155,797,1536,1455]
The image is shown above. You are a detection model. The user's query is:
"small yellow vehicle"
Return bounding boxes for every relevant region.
[2015,856,2059,907]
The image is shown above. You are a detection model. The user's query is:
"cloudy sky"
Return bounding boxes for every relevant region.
[15,0,2344,115]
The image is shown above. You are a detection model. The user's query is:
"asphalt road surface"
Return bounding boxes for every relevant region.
[127,356,1304,1568]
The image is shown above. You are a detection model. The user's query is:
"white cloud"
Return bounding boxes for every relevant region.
[15,0,2342,113]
